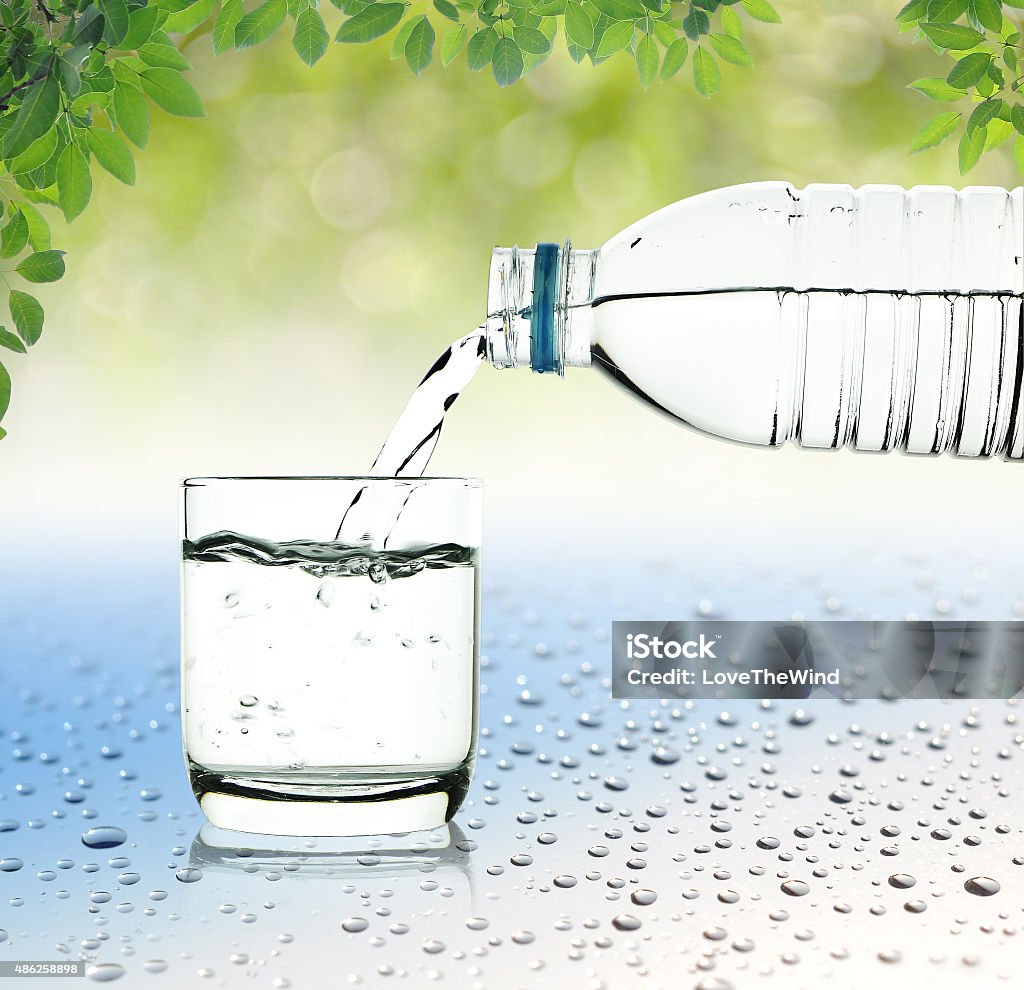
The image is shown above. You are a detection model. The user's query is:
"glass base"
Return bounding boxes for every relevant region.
[188,759,473,837]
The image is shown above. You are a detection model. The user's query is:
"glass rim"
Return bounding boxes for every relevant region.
[182,476,482,487]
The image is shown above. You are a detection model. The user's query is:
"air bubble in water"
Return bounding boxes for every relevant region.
[81,827,126,850]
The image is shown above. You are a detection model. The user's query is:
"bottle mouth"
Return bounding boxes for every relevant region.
[486,241,571,375]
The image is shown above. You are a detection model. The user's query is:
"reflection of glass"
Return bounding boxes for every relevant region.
[180,477,482,836]
[187,823,476,911]
[189,821,475,879]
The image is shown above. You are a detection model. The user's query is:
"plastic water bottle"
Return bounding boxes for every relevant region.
[485,181,1024,459]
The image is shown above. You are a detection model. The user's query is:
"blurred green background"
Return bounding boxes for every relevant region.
[2,0,1021,568]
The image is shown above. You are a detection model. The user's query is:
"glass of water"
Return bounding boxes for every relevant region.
[180,477,481,836]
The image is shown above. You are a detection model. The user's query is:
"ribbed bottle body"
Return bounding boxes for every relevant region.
[581,182,1024,458]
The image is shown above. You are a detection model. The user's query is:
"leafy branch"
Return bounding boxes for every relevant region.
[326,0,778,90]
[899,0,1024,174]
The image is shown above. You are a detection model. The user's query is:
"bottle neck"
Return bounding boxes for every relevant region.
[486,242,597,374]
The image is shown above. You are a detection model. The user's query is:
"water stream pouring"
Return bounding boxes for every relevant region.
[485,181,1024,459]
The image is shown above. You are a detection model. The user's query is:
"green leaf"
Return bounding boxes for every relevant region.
[337,3,407,43]
[19,203,50,251]
[122,4,161,49]
[405,16,435,75]
[530,0,564,12]
[86,128,136,184]
[564,2,593,49]
[910,110,961,152]
[660,36,688,78]
[9,290,43,345]
[896,0,929,22]
[721,4,742,36]
[595,19,633,57]
[235,0,287,48]
[986,117,1014,150]
[966,98,1003,135]
[433,0,460,20]
[140,68,206,117]
[958,125,986,172]
[0,360,9,424]
[162,0,218,33]
[947,51,991,88]
[927,0,968,20]
[466,27,497,69]
[589,0,645,18]
[682,8,710,39]
[390,16,418,57]
[56,144,92,223]
[112,82,150,149]
[9,128,59,174]
[0,328,26,354]
[138,43,193,70]
[1011,104,1024,137]
[15,251,65,283]
[100,0,131,45]
[491,35,524,85]
[970,0,1002,32]
[634,33,658,88]
[692,45,719,97]
[920,21,984,49]
[213,0,244,53]
[0,211,28,259]
[2,74,60,160]
[908,76,967,101]
[293,8,330,65]
[740,0,780,23]
[514,26,551,54]
[709,32,752,67]
[440,23,466,66]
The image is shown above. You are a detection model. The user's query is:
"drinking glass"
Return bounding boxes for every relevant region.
[180,477,481,836]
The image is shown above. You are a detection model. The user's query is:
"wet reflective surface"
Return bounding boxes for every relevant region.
[1,544,1021,987]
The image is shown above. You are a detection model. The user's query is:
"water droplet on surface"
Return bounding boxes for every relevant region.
[964,876,1000,896]
[612,914,641,931]
[888,873,916,889]
[553,875,577,889]
[239,695,258,708]
[81,827,126,850]
[86,963,125,983]
[0,858,23,872]
[342,917,369,933]
[631,889,657,906]
[174,868,203,884]
[781,880,810,897]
